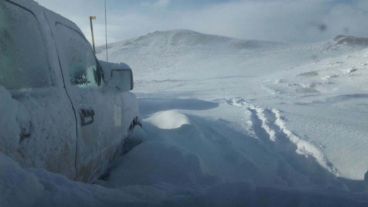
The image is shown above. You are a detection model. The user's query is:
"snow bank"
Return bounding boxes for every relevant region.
[0,152,143,207]
[144,110,190,129]
[0,153,43,207]
[105,99,345,191]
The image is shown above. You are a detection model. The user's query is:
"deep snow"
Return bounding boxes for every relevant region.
[2,30,368,206]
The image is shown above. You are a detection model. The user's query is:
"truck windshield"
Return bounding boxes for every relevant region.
[0,1,51,90]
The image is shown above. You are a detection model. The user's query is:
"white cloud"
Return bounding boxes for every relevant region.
[140,0,171,9]
[154,0,171,8]
[35,0,368,45]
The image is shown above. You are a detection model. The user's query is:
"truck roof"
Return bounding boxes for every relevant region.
[9,0,82,35]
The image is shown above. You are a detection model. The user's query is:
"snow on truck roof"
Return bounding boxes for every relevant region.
[8,0,82,35]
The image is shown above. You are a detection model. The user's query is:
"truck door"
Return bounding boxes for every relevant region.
[0,0,77,178]
[46,17,124,181]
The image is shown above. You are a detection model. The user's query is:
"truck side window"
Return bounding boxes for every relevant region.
[0,1,52,90]
[56,24,102,88]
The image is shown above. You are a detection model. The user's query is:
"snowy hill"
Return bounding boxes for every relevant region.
[97,29,282,54]
[97,30,286,81]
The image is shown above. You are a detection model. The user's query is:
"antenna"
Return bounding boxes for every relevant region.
[89,16,96,54]
[104,0,109,62]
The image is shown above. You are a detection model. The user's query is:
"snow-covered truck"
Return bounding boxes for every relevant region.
[0,0,140,182]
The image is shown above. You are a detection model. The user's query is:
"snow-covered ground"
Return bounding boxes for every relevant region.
[103,30,368,180]
[2,30,368,206]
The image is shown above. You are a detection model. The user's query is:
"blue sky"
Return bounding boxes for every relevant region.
[36,0,368,45]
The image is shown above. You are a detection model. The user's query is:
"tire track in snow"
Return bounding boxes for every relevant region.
[271,109,338,175]
[226,97,339,175]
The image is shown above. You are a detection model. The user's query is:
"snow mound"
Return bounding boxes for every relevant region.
[145,110,190,129]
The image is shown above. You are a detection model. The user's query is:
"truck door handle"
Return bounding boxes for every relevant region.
[79,108,95,126]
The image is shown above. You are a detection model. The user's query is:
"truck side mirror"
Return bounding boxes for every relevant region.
[109,68,134,91]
